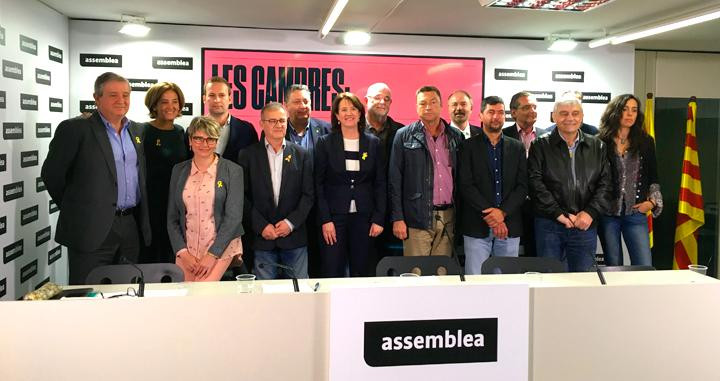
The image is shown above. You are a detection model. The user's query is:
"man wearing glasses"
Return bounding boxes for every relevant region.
[203,76,258,163]
[238,103,314,279]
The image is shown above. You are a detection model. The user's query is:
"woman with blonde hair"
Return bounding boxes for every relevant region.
[167,116,244,281]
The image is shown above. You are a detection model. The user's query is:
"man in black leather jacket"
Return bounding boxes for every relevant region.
[389,86,464,257]
[528,97,611,272]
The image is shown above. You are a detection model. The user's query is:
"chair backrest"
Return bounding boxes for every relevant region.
[598,265,656,272]
[86,263,184,285]
[376,256,461,276]
[481,257,566,274]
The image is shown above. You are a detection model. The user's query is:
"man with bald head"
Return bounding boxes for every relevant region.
[448,90,481,139]
[365,83,405,266]
[528,96,610,272]
[365,82,404,161]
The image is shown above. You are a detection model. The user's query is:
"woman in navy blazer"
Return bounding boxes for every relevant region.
[315,93,387,277]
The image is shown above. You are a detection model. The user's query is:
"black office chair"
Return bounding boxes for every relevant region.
[481,256,566,274]
[376,256,461,276]
[86,263,185,284]
[598,265,656,272]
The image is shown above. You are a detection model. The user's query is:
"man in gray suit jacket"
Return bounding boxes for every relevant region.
[42,72,151,284]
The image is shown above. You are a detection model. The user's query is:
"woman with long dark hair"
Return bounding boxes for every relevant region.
[314,93,386,277]
[597,94,662,266]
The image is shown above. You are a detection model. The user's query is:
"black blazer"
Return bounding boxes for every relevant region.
[222,116,259,163]
[286,117,331,151]
[41,112,151,252]
[467,124,483,138]
[457,134,528,238]
[315,131,386,226]
[238,141,314,251]
[545,122,598,136]
[502,124,549,141]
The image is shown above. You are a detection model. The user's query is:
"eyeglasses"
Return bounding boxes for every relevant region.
[262,118,287,126]
[191,136,219,145]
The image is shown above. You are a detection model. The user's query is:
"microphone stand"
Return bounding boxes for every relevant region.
[258,261,300,292]
[590,251,607,286]
[121,257,145,297]
[435,214,466,282]
[564,213,606,286]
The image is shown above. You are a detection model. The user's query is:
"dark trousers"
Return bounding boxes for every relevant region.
[368,221,402,275]
[321,212,372,278]
[306,209,322,278]
[519,199,537,257]
[68,213,140,285]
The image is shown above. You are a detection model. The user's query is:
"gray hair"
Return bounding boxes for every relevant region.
[285,84,310,102]
[94,72,128,97]
[553,96,582,113]
[261,102,287,119]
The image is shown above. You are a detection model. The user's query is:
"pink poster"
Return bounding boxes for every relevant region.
[202,48,485,126]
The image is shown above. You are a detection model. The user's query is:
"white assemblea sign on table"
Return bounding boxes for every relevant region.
[329,283,529,381]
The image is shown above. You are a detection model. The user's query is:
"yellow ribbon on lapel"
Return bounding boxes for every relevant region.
[285,154,292,162]
[361,152,368,160]
[217,180,223,188]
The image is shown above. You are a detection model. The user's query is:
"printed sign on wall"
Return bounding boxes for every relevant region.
[202,49,485,126]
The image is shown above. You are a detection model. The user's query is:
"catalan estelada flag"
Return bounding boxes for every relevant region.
[643,93,655,248]
[673,97,704,269]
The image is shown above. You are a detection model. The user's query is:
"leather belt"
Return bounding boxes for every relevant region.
[115,207,136,216]
[433,204,453,211]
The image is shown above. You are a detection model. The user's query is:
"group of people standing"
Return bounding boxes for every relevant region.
[41,71,662,285]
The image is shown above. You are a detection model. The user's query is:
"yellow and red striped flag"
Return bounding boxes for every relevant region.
[673,97,704,269]
[643,93,655,248]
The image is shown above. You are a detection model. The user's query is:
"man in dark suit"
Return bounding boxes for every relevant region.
[364,82,404,271]
[283,83,330,277]
[365,82,404,160]
[238,102,314,279]
[284,84,331,152]
[448,90,482,139]
[203,76,258,163]
[502,92,548,154]
[502,91,548,257]
[42,72,151,284]
[458,96,527,274]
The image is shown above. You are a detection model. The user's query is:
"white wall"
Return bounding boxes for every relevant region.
[636,51,720,98]
[69,20,635,129]
[0,0,69,300]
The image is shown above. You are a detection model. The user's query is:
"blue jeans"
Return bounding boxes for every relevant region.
[598,212,652,266]
[463,233,520,274]
[253,246,308,280]
[535,217,597,272]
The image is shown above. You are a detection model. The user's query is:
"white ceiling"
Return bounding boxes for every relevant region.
[40,0,720,52]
